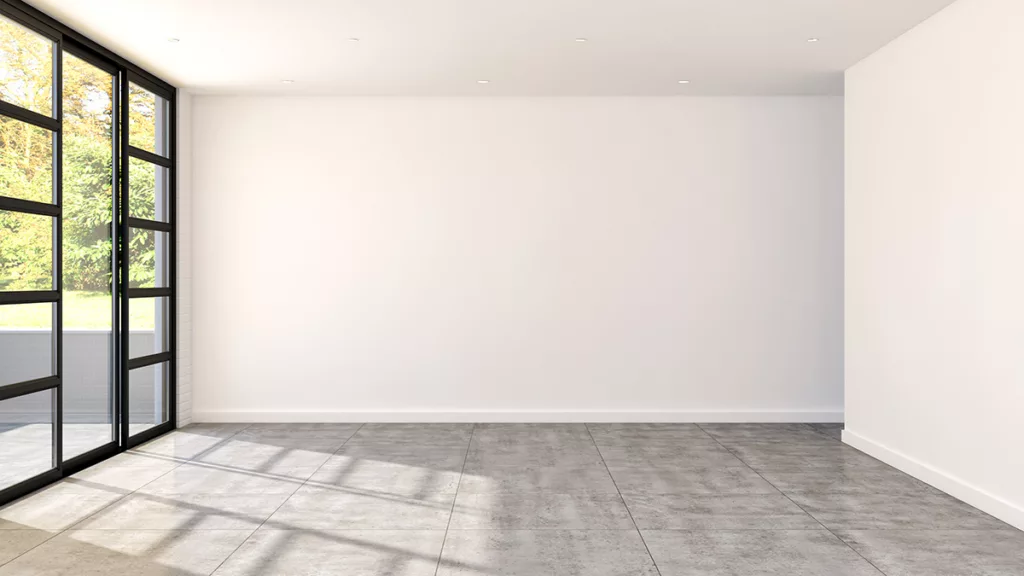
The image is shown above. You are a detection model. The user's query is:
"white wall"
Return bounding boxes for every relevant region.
[176,89,194,427]
[845,0,1024,530]
[191,96,844,422]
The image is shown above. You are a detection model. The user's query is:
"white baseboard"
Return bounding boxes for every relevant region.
[192,409,844,424]
[843,429,1024,531]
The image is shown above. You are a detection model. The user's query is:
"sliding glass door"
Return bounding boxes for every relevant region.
[60,49,117,461]
[0,0,176,505]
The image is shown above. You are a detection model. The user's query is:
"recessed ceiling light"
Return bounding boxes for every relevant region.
[807,37,820,43]
[575,38,588,42]
[167,37,180,43]
[348,37,360,42]
[477,80,490,84]
[281,79,295,84]
[678,80,691,84]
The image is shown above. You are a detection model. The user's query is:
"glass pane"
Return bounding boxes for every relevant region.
[63,51,115,459]
[0,302,53,386]
[128,227,169,289]
[0,389,54,490]
[0,14,54,117]
[128,362,168,435]
[129,157,169,222]
[0,116,54,203]
[129,296,168,359]
[128,83,168,156]
[0,210,53,290]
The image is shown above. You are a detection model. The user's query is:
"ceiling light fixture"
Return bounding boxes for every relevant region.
[678,80,691,84]
[167,37,180,43]
[348,37,360,42]
[575,37,588,42]
[807,37,819,43]
[281,79,295,84]
[477,80,490,84]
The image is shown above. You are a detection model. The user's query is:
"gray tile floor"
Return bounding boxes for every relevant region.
[0,423,1021,575]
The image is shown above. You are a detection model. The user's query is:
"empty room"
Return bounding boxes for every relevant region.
[1,0,1022,574]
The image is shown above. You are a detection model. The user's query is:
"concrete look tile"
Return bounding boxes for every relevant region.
[308,450,463,498]
[0,530,51,566]
[643,529,882,576]
[458,463,619,494]
[807,423,844,441]
[623,492,819,530]
[588,423,715,446]
[436,530,659,576]
[73,492,291,530]
[837,529,1024,576]
[726,442,889,469]
[137,463,302,495]
[130,425,245,460]
[596,444,747,468]
[69,452,182,492]
[465,445,603,468]
[266,485,454,530]
[788,491,1011,530]
[233,423,361,442]
[213,529,446,576]
[450,492,634,529]
[606,465,778,495]
[0,530,251,576]
[700,424,837,444]
[471,424,595,448]
[349,424,473,446]
[758,465,937,494]
[193,437,338,480]
[0,481,126,531]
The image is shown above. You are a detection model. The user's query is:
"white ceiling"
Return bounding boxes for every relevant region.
[27,0,956,96]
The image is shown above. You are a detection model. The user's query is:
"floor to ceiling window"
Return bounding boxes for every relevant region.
[0,1,176,505]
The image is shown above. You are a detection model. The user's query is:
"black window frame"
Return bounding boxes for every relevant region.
[0,0,177,505]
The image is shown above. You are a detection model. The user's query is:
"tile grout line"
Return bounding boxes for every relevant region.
[433,423,476,576]
[0,423,254,569]
[206,422,367,575]
[584,423,664,576]
[695,423,891,576]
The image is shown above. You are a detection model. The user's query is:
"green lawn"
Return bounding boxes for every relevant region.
[0,291,155,330]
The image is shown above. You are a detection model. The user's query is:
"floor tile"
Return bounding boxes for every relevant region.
[436,530,659,576]
[596,444,747,468]
[788,490,1011,530]
[308,447,464,498]
[450,492,634,529]
[606,465,778,495]
[266,485,454,529]
[130,425,247,460]
[233,423,362,441]
[136,462,302,495]
[758,464,937,494]
[471,424,595,448]
[0,481,126,531]
[808,423,844,440]
[623,492,819,530]
[643,529,882,576]
[0,529,251,576]
[193,437,339,481]
[465,444,604,468]
[348,424,473,446]
[837,529,1024,576]
[700,423,838,444]
[458,463,619,494]
[588,423,715,446]
[213,529,446,576]
[73,492,291,530]
[0,530,51,566]
[68,452,182,492]
[725,441,889,469]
